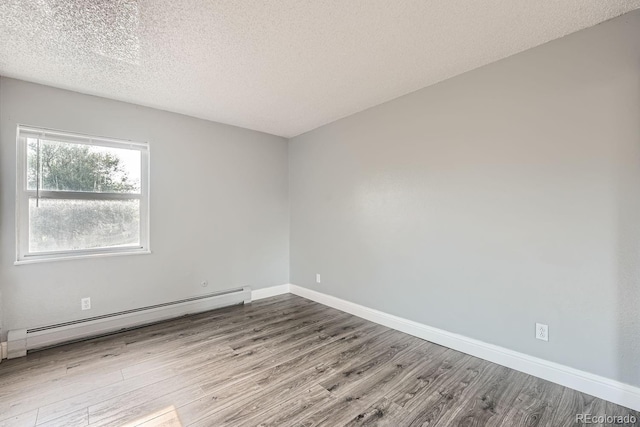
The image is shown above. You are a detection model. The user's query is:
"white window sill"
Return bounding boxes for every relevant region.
[14,249,152,265]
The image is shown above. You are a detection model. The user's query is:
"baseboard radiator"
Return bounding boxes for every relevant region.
[6,286,252,359]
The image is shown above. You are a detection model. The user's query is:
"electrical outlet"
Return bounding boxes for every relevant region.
[81,297,91,311]
[316,273,321,284]
[201,280,209,287]
[535,323,548,341]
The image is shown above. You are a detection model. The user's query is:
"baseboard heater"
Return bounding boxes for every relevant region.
[6,286,252,359]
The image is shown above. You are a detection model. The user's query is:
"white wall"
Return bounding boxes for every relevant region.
[289,11,640,387]
[0,77,289,339]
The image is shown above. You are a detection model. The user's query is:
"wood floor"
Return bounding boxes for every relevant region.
[0,295,637,427]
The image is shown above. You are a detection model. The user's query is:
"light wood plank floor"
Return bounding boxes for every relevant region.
[0,295,637,427]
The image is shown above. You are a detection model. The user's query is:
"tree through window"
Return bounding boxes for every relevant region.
[16,126,150,263]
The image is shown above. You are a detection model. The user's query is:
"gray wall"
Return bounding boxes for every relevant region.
[290,11,640,386]
[1,11,638,390]
[0,77,289,339]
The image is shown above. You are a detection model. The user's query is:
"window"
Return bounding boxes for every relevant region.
[16,126,150,263]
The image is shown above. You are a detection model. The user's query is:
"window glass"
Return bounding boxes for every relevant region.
[26,138,141,193]
[29,198,141,253]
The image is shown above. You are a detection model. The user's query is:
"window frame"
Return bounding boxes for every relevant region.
[15,125,151,264]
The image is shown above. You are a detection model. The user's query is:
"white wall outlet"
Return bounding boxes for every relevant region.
[316,273,321,284]
[201,280,209,287]
[535,323,549,341]
[81,297,91,311]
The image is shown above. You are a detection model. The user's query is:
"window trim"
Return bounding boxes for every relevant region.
[15,125,151,265]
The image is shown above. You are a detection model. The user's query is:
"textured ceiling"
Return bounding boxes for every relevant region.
[1,1,639,138]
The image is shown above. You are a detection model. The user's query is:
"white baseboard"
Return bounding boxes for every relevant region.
[289,284,640,412]
[251,284,291,301]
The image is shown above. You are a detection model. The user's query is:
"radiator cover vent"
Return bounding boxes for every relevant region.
[7,286,252,359]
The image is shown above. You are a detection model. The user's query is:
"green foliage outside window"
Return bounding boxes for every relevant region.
[27,139,142,253]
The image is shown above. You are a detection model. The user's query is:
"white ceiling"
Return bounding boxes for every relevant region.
[1,1,638,138]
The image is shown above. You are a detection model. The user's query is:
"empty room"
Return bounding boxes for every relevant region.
[1,1,639,426]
